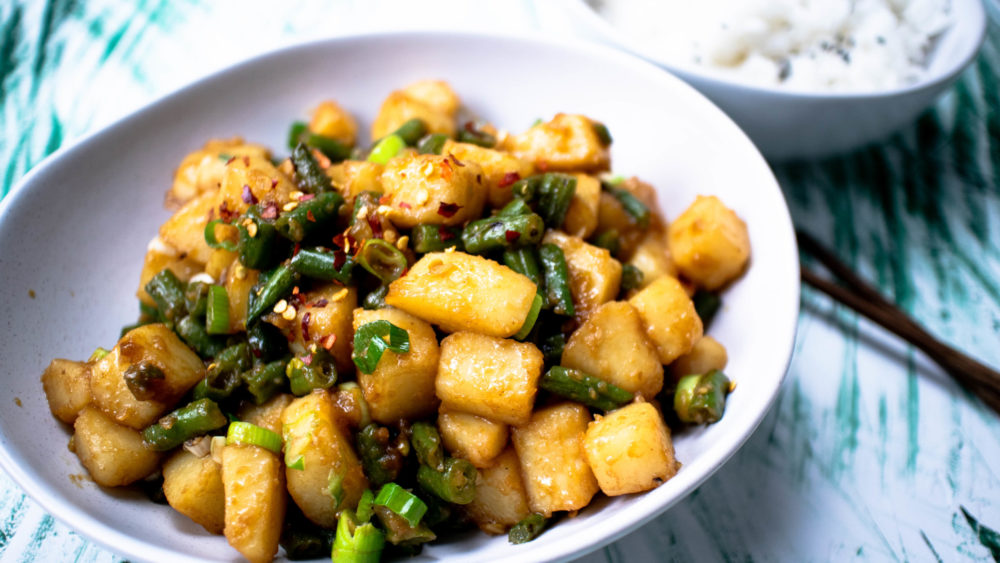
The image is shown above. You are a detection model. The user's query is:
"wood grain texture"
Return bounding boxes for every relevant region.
[2,0,999,561]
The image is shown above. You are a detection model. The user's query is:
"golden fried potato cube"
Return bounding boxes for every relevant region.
[512,403,598,516]
[371,89,457,140]
[386,251,537,338]
[626,229,678,290]
[465,447,531,534]
[561,301,664,399]
[203,247,237,283]
[163,450,226,534]
[42,358,91,424]
[670,336,728,381]
[542,230,622,319]
[438,406,509,468]
[504,114,610,173]
[583,402,679,496]
[437,332,543,426]
[402,79,461,116]
[236,393,294,436]
[90,324,206,429]
[158,191,219,265]
[168,137,270,209]
[668,195,751,290]
[353,307,439,423]
[73,406,161,487]
[288,285,357,376]
[379,154,485,228]
[219,155,299,217]
[309,100,358,146]
[327,160,384,200]
[221,444,286,563]
[441,140,534,208]
[628,276,703,364]
[562,174,601,238]
[137,238,203,306]
[281,391,367,528]
[223,257,259,333]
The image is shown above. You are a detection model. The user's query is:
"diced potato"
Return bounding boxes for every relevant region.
[628,277,703,364]
[440,140,534,208]
[290,285,357,376]
[158,191,220,265]
[219,155,299,217]
[236,393,294,435]
[371,90,457,140]
[330,384,369,431]
[503,114,610,173]
[667,195,751,290]
[281,391,367,528]
[90,324,206,429]
[401,80,461,116]
[223,258,260,333]
[626,229,677,290]
[465,447,531,534]
[561,301,664,399]
[204,247,238,283]
[41,358,91,424]
[562,174,601,238]
[386,251,537,338]
[438,406,508,468]
[583,402,679,496]
[353,307,439,423]
[309,100,358,146]
[542,230,622,319]
[73,406,161,487]
[327,160,384,200]
[379,154,486,228]
[168,138,270,209]
[512,403,598,516]
[437,332,543,426]
[137,238,202,306]
[162,450,225,534]
[221,444,286,563]
[670,336,728,381]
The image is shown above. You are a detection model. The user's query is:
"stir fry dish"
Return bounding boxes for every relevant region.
[40,80,752,563]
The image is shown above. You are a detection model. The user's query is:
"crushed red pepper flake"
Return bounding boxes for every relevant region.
[537,160,550,172]
[437,202,461,218]
[300,193,316,202]
[499,172,521,188]
[226,156,237,165]
[505,230,521,242]
[218,201,237,221]
[332,249,346,270]
[367,213,384,239]
[293,243,301,256]
[312,298,329,308]
[242,156,250,166]
[322,334,337,350]
[379,194,391,205]
[448,153,465,167]
[301,312,311,341]
[292,286,300,295]
[301,354,313,366]
[307,210,317,223]
[439,226,456,241]
[241,185,258,205]
[399,202,412,209]
[271,178,278,188]
[261,203,278,220]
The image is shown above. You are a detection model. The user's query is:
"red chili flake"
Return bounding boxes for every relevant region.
[294,292,307,306]
[332,233,346,248]
[379,194,391,205]
[242,156,250,166]
[301,354,313,366]
[505,230,521,243]
[292,286,300,295]
[207,207,216,221]
[322,334,337,350]
[252,348,261,358]
[301,312,311,342]
[271,178,278,189]
[367,213,384,239]
[225,156,237,165]
[300,193,315,202]
[439,226,456,241]
[218,201,237,221]
[241,185,258,205]
[437,202,461,218]
[261,203,278,220]
[293,243,301,256]
[499,172,521,188]
[332,249,346,270]
[537,160,550,172]
[312,298,329,308]
[399,202,412,210]
[307,210,317,223]
[448,153,465,167]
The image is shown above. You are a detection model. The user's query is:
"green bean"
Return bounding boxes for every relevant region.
[410,422,444,471]
[247,264,297,323]
[539,244,575,316]
[238,206,284,270]
[456,127,496,148]
[674,370,731,424]
[510,175,543,201]
[243,359,288,405]
[410,225,462,254]
[192,373,239,402]
[289,247,354,283]
[508,513,548,544]
[145,269,186,324]
[357,424,404,488]
[350,191,383,226]
[374,506,436,546]
[416,133,449,155]
[362,284,389,310]
[176,315,226,358]
[620,264,644,292]
[139,474,168,505]
[280,505,336,560]
[693,290,722,331]
[357,239,408,283]
[392,118,428,147]
[286,352,337,396]
[275,191,344,242]
[123,361,166,401]
[141,398,228,451]
[461,213,544,254]
[502,247,543,289]
[497,198,532,217]
[416,458,476,505]
[537,173,576,228]
[591,229,620,256]
[247,321,289,364]
[184,281,209,318]
[291,142,331,193]
[539,366,634,411]
[592,121,612,146]
[287,121,308,151]
[606,186,651,229]
[305,133,351,162]
[206,342,252,398]
[139,301,160,322]
[541,332,566,366]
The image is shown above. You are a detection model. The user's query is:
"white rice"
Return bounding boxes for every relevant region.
[591,0,953,92]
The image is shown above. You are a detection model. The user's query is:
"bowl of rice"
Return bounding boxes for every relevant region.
[559,0,987,160]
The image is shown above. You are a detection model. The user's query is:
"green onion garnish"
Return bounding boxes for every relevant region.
[352,320,410,374]
[88,347,110,362]
[374,483,428,528]
[356,489,375,523]
[367,134,405,165]
[356,239,408,283]
[226,421,282,454]
[514,293,543,341]
[205,285,230,335]
[204,219,237,251]
[328,470,346,509]
[332,510,384,563]
[287,455,304,471]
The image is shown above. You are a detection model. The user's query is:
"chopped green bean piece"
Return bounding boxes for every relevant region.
[142,398,228,451]
[285,350,336,396]
[620,264,644,292]
[243,359,288,405]
[411,224,462,253]
[368,134,405,165]
[275,191,344,242]
[247,264,296,324]
[287,121,308,151]
[357,239,408,283]
[291,142,331,193]
[416,133,449,155]
[392,118,429,146]
[537,173,576,228]
[184,281,210,318]
[539,366,634,411]
[514,293,544,341]
[539,244,575,316]
[592,122,612,146]
[461,213,544,254]
[410,422,444,471]
[238,206,284,270]
[693,290,722,330]
[289,247,354,283]
[591,229,621,256]
[674,370,731,424]
[509,513,548,544]
[416,458,477,505]
[362,284,389,310]
[145,269,187,324]
[502,247,543,289]
[176,315,226,358]
[247,321,288,364]
[607,186,651,229]
[497,197,532,217]
[357,424,403,488]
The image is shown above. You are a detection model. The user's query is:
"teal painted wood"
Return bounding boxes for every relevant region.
[2,1,999,561]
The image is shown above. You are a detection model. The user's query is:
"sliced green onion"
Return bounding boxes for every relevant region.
[328,470,347,510]
[217,152,233,162]
[287,455,304,471]
[88,347,110,362]
[367,134,405,165]
[332,510,384,563]
[374,483,428,528]
[356,489,375,523]
[357,239,408,283]
[205,285,231,335]
[204,219,237,251]
[514,293,543,341]
[352,320,410,374]
[226,421,282,454]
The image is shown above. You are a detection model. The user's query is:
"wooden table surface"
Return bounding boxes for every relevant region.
[1,1,998,561]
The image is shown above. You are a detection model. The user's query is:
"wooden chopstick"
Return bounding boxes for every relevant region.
[797,230,1000,416]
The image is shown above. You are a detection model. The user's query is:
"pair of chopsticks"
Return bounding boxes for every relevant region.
[797,230,1000,416]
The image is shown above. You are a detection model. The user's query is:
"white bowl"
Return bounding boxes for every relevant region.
[559,0,987,160]
[0,32,798,562]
